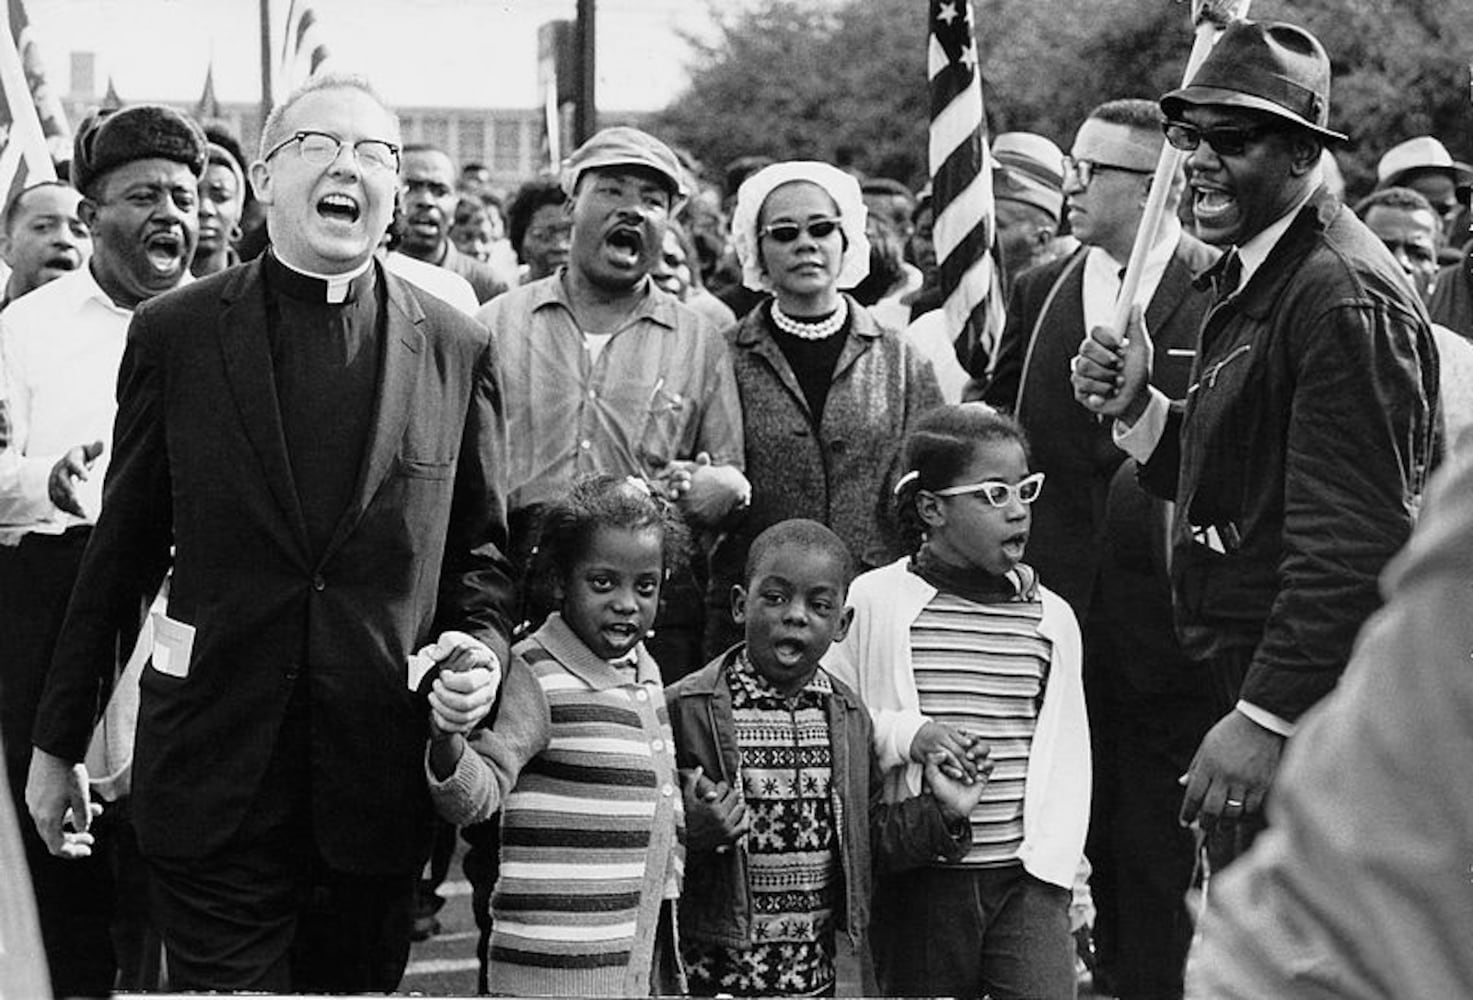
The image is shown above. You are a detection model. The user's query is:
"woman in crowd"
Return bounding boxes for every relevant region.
[190,139,246,277]
[704,160,943,655]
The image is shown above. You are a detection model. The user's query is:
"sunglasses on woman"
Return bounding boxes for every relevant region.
[932,472,1046,508]
[759,217,842,243]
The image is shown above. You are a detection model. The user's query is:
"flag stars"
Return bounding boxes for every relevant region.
[937,1,959,24]
[958,42,978,72]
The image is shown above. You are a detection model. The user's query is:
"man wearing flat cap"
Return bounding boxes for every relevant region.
[0,101,204,996]
[468,125,745,981]
[25,73,516,991]
[1071,21,1437,867]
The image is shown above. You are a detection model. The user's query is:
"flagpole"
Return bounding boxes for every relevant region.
[259,0,273,122]
[1107,0,1250,344]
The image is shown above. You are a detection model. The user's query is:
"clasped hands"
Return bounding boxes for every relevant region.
[422,630,501,740]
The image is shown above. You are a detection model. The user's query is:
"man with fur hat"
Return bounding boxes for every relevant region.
[1071,21,1437,867]
[0,101,205,995]
[24,74,516,991]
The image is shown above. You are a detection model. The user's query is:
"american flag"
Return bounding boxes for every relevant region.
[928,0,1005,379]
[279,0,334,99]
[0,2,56,226]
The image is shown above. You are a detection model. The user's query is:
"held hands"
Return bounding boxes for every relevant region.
[656,453,751,526]
[909,720,990,783]
[680,765,750,853]
[26,748,103,859]
[424,631,501,737]
[923,751,990,823]
[1070,305,1152,423]
[48,440,104,517]
[1178,709,1285,831]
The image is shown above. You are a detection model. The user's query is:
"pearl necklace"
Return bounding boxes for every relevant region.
[771,298,848,340]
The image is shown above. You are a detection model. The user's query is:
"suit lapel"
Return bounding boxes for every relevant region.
[1145,249,1195,348]
[317,265,424,566]
[217,263,311,551]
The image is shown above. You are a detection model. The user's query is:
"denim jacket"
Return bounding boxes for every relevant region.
[665,647,969,994]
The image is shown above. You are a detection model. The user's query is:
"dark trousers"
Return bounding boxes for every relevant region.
[0,529,146,996]
[1083,620,1218,1000]
[145,681,416,992]
[873,863,1075,999]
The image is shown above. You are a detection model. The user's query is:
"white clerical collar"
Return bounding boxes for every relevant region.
[272,255,374,304]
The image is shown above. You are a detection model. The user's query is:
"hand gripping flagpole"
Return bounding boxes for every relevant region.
[1105,0,1250,345]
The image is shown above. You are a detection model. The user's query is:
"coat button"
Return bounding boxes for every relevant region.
[312,575,326,591]
[829,439,847,454]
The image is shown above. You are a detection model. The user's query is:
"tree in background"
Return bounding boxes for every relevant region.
[654,0,1473,198]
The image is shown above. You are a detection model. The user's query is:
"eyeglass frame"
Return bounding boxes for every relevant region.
[1062,156,1152,190]
[1161,119,1276,158]
[759,217,842,244]
[262,129,402,174]
[930,471,1046,507]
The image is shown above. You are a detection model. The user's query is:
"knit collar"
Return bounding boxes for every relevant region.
[908,543,1038,604]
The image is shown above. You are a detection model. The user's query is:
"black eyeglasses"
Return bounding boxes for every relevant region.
[1062,156,1152,189]
[759,217,841,243]
[1162,120,1274,158]
[263,129,401,174]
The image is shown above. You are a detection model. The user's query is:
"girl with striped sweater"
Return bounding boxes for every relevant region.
[427,475,690,996]
[827,405,1091,999]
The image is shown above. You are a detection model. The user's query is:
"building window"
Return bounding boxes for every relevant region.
[458,118,486,169]
[421,116,450,150]
[493,118,524,174]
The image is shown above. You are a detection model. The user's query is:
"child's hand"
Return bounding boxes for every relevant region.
[910,720,985,782]
[923,750,991,823]
[427,633,501,736]
[680,765,749,853]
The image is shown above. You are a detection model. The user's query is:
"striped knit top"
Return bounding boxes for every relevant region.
[427,614,685,997]
[911,592,1050,865]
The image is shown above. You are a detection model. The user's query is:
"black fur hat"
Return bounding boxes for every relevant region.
[71,104,208,195]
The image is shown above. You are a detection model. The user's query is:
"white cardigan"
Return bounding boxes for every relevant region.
[827,558,1092,889]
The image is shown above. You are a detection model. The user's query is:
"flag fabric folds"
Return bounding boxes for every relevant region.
[928,0,1005,380]
[0,6,56,220]
[279,0,333,99]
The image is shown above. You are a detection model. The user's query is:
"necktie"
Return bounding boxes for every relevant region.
[1215,250,1242,304]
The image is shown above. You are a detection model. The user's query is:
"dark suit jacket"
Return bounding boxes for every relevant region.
[984,234,1218,690]
[32,258,516,874]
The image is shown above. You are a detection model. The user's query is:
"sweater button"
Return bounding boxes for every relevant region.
[634,689,648,702]
[661,783,673,797]
[650,738,664,752]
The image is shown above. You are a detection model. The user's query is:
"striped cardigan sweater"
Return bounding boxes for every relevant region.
[429,614,685,997]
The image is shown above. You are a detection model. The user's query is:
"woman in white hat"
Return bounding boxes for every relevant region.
[704,161,943,655]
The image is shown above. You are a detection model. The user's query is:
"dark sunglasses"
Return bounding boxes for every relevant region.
[1162,120,1274,157]
[759,217,842,243]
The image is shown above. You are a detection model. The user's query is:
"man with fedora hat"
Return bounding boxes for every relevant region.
[1375,135,1473,260]
[1070,20,1437,865]
[0,101,206,995]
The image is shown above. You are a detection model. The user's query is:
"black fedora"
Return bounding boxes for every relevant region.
[1161,21,1347,142]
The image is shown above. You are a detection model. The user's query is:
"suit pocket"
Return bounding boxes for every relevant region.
[397,456,455,480]
[149,611,196,679]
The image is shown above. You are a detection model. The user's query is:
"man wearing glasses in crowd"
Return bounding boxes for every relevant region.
[1070,21,1437,870]
[26,73,515,993]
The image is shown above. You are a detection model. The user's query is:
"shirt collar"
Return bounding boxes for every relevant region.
[528,268,680,331]
[1088,215,1183,275]
[1236,184,1318,289]
[80,261,193,316]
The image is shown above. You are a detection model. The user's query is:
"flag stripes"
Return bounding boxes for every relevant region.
[928,0,1005,379]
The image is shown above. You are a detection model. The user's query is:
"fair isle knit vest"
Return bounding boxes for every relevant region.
[489,628,686,997]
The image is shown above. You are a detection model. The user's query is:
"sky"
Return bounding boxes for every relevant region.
[21,0,739,112]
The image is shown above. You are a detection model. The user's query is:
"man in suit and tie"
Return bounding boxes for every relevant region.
[985,98,1220,1000]
[25,73,515,993]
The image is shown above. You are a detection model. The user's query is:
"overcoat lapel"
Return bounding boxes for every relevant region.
[217,263,311,554]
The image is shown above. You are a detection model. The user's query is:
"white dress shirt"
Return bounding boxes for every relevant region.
[0,266,178,541]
